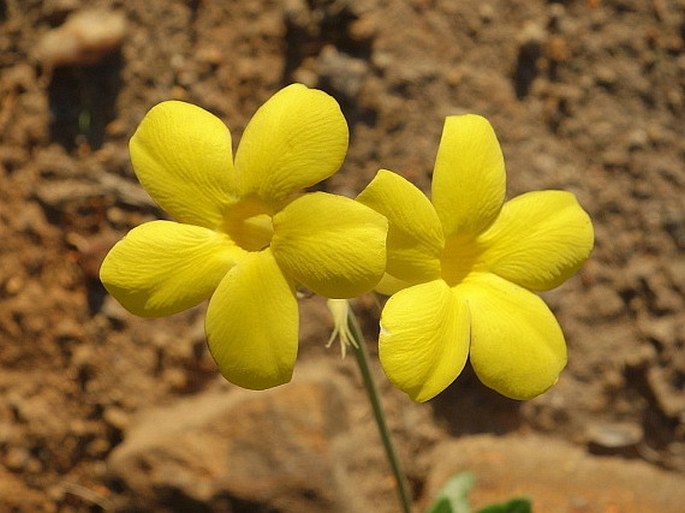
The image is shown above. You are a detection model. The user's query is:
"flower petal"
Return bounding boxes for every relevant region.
[235,84,349,206]
[457,273,567,400]
[375,273,413,296]
[431,115,506,238]
[272,192,387,298]
[100,221,243,317]
[478,191,594,291]
[130,101,238,229]
[379,280,470,402]
[205,250,298,390]
[357,169,443,284]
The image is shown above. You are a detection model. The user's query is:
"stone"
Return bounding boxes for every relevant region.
[316,45,369,100]
[586,422,643,453]
[36,9,127,67]
[422,434,685,513]
[107,374,367,513]
[0,469,46,512]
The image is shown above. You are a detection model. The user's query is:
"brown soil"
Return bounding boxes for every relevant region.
[1,0,683,512]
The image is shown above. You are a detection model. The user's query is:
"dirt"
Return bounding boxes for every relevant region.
[0,0,683,511]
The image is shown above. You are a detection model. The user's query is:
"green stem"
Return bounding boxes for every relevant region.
[347,307,413,513]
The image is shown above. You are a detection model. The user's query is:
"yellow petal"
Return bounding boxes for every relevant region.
[357,169,443,284]
[272,192,387,298]
[235,84,349,206]
[379,280,470,402]
[431,115,506,238]
[457,273,567,400]
[375,273,413,296]
[129,101,238,229]
[100,221,243,317]
[205,250,298,390]
[478,191,594,291]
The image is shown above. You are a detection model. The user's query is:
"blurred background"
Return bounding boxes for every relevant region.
[0,0,683,511]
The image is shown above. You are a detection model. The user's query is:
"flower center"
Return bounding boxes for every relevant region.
[224,199,274,252]
[440,235,485,286]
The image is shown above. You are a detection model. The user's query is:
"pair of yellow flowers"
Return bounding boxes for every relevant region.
[100,84,594,402]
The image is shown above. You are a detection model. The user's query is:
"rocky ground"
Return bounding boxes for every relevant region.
[0,0,683,512]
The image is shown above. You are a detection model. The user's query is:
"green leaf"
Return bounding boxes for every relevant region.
[476,497,532,513]
[428,498,455,513]
[425,472,476,513]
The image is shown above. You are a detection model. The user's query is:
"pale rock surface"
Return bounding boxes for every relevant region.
[107,370,369,513]
[423,434,685,513]
[36,9,127,67]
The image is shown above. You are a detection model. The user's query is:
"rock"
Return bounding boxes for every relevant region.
[4,446,31,471]
[423,434,685,513]
[36,9,127,67]
[107,376,365,513]
[317,45,369,100]
[587,422,643,454]
[579,283,625,320]
[0,469,46,512]
[518,21,546,51]
[647,366,685,420]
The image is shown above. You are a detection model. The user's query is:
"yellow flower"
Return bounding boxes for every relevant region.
[100,84,387,390]
[357,114,594,401]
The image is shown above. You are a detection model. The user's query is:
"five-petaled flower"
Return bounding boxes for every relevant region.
[100,84,387,390]
[357,114,594,401]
